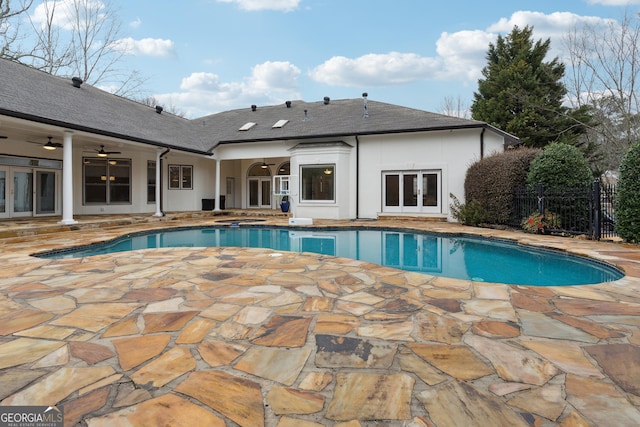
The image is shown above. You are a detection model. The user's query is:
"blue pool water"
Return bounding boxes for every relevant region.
[38,226,623,286]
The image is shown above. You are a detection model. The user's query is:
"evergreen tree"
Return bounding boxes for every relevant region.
[471,26,591,149]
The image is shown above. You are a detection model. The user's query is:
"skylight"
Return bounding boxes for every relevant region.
[272,119,289,129]
[239,122,256,131]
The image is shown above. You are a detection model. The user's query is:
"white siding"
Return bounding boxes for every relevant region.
[358,128,491,221]
[290,142,356,219]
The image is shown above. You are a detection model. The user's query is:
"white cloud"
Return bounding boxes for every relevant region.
[112,37,175,57]
[488,11,613,40]
[436,30,496,81]
[154,61,301,117]
[309,52,441,87]
[308,11,619,89]
[129,17,142,29]
[215,0,300,12]
[31,0,107,31]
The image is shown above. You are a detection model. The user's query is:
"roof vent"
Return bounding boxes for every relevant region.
[323,96,330,105]
[303,109,309,121]
[285,100,292,108]
[251,104,257,112]
[71,77,83,88]
[362,92,369,118]
[155,105,163,114]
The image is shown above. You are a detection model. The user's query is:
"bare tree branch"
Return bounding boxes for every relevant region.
[563,10,640,169]
[0,0,34,60]
[4,0,146,97]
[440,95,471,119]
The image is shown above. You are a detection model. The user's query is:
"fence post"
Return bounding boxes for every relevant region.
[592,179,601,241]
[537,183,545,214]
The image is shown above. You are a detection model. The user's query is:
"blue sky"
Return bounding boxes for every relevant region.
[31,0,640,118]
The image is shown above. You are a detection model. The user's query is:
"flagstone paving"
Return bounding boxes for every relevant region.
[0,213,639,426]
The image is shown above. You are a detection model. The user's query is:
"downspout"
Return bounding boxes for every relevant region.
[355,135,360,219]
[480,127,486,159]
[156,148,170,216]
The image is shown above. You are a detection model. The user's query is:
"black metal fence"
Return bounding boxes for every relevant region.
[510,180,617,240]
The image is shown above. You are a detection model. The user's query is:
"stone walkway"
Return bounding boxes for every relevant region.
[0,214,639,426]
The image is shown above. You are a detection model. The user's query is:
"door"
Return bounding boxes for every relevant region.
[226,177,235,209]
[12,168,34,217]
[383,170,441,214]
[0,168,6,218]
[0,167,59,218]
[36,170,57,215]
[248,178,271,208]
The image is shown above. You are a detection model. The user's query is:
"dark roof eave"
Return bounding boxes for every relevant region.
[0,109,211,156]
[210,122,519,150]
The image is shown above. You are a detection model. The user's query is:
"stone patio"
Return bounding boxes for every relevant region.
[0,214,639,426]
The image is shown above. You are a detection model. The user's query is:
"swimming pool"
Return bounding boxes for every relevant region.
[38,226,623,286]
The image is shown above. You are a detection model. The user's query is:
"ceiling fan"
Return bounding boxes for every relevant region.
[260,159,275,169]
[27,136,63,150]
[91,145,122,157]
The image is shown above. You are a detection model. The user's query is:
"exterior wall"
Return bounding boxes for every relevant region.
[72,146,215,215]
[289,141,356,219]
[483,130,506,158]
[0,112,508,222]
[162,153,216,213]
[219,159,242,209]
[358,128,498,221]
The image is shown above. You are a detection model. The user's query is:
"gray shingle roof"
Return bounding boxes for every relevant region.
[197,98,506,151]
[0,58,518,154]
[0,59,208,153]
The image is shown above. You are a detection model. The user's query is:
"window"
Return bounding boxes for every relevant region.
[83,158,131,204]
[169,165,192,190]
[147,161,156,203]
[301,165,334,201]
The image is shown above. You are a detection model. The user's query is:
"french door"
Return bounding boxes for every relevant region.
[0,167,59,218]
[383,170,441,214]
[248,177,271,208]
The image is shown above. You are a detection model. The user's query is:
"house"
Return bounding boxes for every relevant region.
[0,58,518,223]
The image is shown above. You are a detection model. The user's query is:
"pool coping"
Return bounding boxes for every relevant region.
[32,222,627,287]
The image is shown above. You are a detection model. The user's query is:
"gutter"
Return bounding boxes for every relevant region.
[158,148,171,216]
[480,127,485,159]
[211,123,495,147]
[355,135,360,219]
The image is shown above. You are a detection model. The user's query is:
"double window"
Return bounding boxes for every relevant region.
[301,165,334,201]
[169,165,192,190]
[83,158,131,204]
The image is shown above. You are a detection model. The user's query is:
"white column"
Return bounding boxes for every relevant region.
[154,149,163,217]
[59,131,77,225]
[214,158,221,212]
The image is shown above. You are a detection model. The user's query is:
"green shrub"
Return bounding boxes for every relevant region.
[450,194,487,226]
[465,147,541,224]
[526,143,593,188]
[616,142,640,243]
[526,143,593,231]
